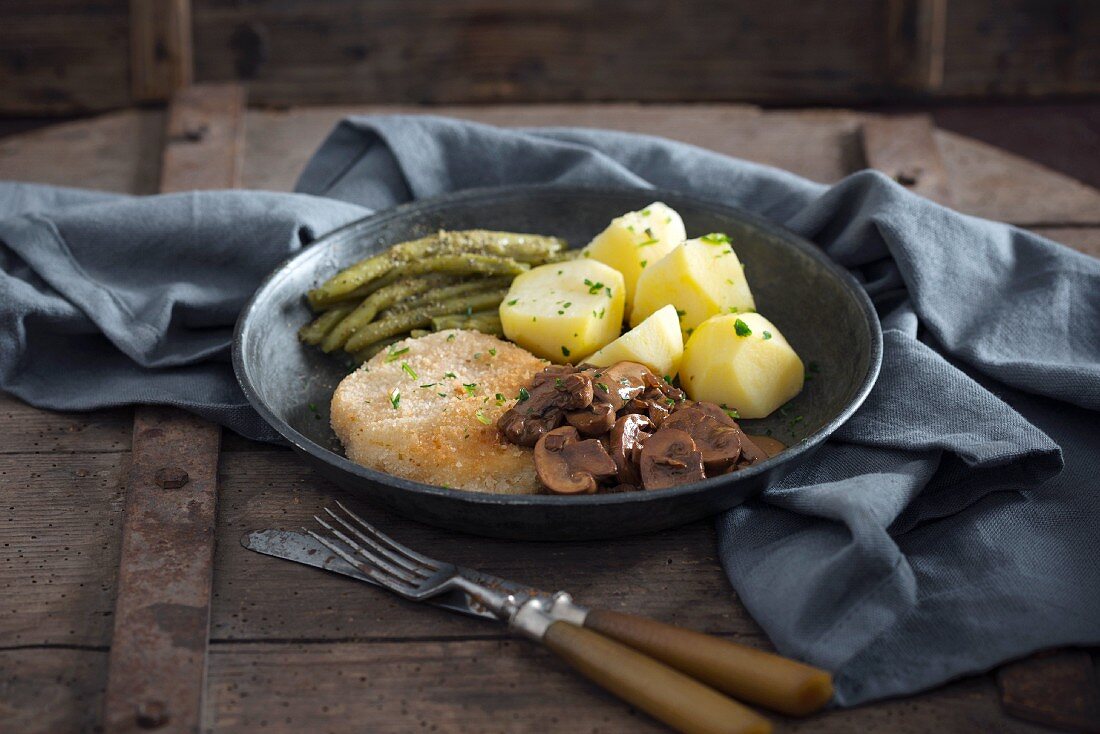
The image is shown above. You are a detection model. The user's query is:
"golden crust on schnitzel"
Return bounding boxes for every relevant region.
[330,330,547,494]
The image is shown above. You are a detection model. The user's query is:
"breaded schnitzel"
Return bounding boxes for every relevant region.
[330,330,548,494]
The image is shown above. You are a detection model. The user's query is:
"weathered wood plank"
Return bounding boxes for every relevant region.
[0,649,108,734]
[997,650,1100,733]
[935,130,1100,226]
[240,105,1100,226]
[129,0,193,102]
[203,641,1047,734]
[0,644,1047,734]
[0,0,131,115]
[1,106,1097,227]
[1029,227,1100,260]
[886,0,947,92]
[212,451,765,643]
[158,83,245,193]
[0,452,128,648]
[0,393,132,455]
[861,115,953,205]
[0,110,164,194]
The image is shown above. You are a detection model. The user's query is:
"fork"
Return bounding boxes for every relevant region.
[304,503,833,734]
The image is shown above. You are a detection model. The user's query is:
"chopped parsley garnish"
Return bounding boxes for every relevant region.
[762,330,773,340]
[308,402,321,420]
[495,392,506,404]
[675,309,686,318]
[605,287,612,297]
[462,382,478,395]
[444,371,457,379]
[518,387,530,402]
[384,346,410,362]
[638,238,659,248]
[388,388,401,410]
[446,333,456,342]
[475,409,492,425]
[734,318,752,337]
[555,377,565,388]
[639,259,647,268]
[400,362,418,379]
[419,382,438,388]
[562,302,572,309]
[597,382,610,393]
[701,232,731,245]
[721,403,740,419]
[685,327,694,337]
[584,278,604,295]
[507,299,518,306]
[474,352,482,359]
[592,307,606,319]
[561,346,571,357]
[642,208,651,216]
[663,375,674,384]
[489,348,497,357]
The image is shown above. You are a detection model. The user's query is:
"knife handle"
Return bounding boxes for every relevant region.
[543,621,771,734]
[583,610,833,717]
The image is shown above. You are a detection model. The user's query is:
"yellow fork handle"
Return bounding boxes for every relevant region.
[543,621,772,734]
[584,610,834,717]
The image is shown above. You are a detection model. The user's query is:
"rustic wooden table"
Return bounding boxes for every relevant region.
[2,98,1098,734]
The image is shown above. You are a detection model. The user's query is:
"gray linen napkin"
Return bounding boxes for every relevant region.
[2,116,1098,704]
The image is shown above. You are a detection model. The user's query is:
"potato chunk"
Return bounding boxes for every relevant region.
[583,304,683,378]
[499,259,624,363]
[631,234,755,337]
[679,312,803,419]
[583,202,686,311]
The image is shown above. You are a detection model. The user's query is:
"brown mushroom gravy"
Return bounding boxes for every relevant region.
[498,361,785,494]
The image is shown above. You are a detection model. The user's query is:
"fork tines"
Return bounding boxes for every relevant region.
[306,501,442,597]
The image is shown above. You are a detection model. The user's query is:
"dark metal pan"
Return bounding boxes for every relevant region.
[233,185,882,539]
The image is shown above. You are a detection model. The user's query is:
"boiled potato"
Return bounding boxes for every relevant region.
[583,202,686,310]
[583,304,684,378]
[500,259,624,363]
[631,234,755,337]
[679,312,803,419]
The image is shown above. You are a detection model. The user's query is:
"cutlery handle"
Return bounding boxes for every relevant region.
[542,621,771,734]
[584,610,833,716]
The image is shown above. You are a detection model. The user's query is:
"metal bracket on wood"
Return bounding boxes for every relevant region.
[860,114,953,206]
[103,83,245,734]
[130,0,194,102]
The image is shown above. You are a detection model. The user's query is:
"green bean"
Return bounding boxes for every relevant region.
[311,254,528,309]
[298,302,358,345]
[307,234,440,309]
[320,274,454,353]
[431,310,504,335]
[308,230,562,308]
[379,276,514,318]
[344,289,509,353]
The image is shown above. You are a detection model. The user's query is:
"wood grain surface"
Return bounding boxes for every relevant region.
[4,1,1100,114]
[0,103,1096,733]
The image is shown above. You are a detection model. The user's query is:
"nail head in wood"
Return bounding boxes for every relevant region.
[135,699,169,728]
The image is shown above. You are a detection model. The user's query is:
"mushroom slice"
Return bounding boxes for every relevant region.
[747,434,787,458]
[664,406,742,473]
[609,413,655,485]
[639,428,706,491]
[737,433,770,466]
[566,400,617,437]
[534,426,617,495]
[588,361,649,410]
[498,369,595,447]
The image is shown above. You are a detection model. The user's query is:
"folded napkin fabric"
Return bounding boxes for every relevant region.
[2,116,1098,705]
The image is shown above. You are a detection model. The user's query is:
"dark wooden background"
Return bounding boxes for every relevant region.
[2,0,1099,116]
